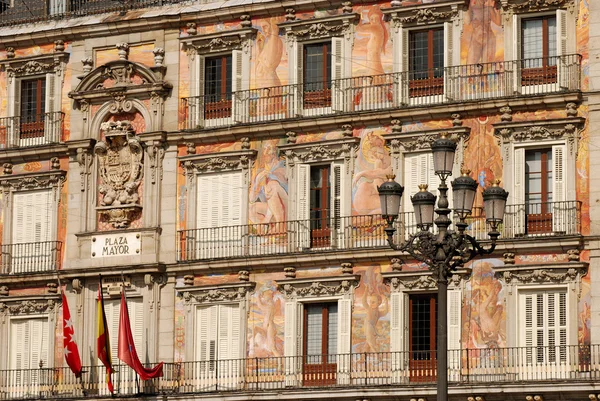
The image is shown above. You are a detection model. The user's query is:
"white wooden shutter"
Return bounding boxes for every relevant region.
[556,9,578,89]
[196,174,214,229]
[48,0,64,15]
[390,292,408,382]
[217,304,240,361]
[105,297,143,364]
[11,319,28,370]
[10,318,49,372]
[403,153,421,214]
[512,147,526,236]
[196,305,218,363]
[45,74,57,143]
[331,37,345,112]
[513,14,522,92]
[192,55,206,129]
[552,144,567,233]
[447,290,462,376]
[231,50,244,122]
[443,21,454,100]
[296,164,311,249]
[330,162,345,247]
[284,300,299,385]
[400,28,409,104]
[290,41,303,116]
[337,298,351,384]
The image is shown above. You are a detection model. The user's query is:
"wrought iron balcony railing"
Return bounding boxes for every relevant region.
[0,112,64,148]
[0,0,182,26]
[0,345,598,399]
[177,201,581,261]
[181,55,582,130]
[0,241,62,274]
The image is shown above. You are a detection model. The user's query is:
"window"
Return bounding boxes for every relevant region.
[297,163,344,249]
[409,294,437,382]
[409,28,444,97]
[195,304,241,389]
[0,0,9,13]
[303,302,338,386]
[10,317,49,373]
[519,290,567,364]
[19,78,46,140]
[521,16,558,85]
[514,145,565,234]
[10,189,55,274]
[195,171,243,257]
[303,43,332,109]
[203,55,233,120]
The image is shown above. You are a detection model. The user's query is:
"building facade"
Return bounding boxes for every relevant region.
[0,0,598,400]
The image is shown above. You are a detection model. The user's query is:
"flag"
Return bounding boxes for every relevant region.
[118,290,163,380]
[62,291,82,378]
[97,281,114,393]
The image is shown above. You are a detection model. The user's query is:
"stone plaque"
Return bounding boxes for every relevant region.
[91,232,141,258]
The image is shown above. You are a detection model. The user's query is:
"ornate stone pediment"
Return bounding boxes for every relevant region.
[0,170,66,194]
[278,137,360,169]
[0,296,59,316]
[276,275,360,299]
[279,13,358,40]
[499,0,574,12]
[495,263,587,284]
[384,125,470,153]
[95,121,143,228]
[180,145,257,184]
[383,270,467,291]
[182,27,257,56]
[383,0,466,27]
[1,51,68,78]
[180,281,255,304]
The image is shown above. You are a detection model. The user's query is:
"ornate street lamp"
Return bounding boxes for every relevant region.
[377,133,508,401]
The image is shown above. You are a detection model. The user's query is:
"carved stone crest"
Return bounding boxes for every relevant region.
[95,120,143,228]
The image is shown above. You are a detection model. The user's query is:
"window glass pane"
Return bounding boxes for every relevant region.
[522,19,543,60]
[306,304,323,356]
[525,149,552,205]
[433,28,444,75]
[204,55,232,99]
[304,43,331,90]
[548,17,557,59]
[409,30,429,78]
[20,79,46,122]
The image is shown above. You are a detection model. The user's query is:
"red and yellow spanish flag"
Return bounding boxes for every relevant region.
[97,280,114,393]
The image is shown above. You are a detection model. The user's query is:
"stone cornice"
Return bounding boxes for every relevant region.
[276,274,360,299]
[180,281,255,304]
[180,149,257,175]
[493,117,585,149]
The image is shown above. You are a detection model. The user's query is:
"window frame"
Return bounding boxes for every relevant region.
[407,26,445,97]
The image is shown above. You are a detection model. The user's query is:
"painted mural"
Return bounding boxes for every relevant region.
[353,5,392,77]
[248,273,285,358]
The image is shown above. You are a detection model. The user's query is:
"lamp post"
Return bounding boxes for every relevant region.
[377,134,508,401]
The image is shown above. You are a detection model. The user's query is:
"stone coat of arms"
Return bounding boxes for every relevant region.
[95,120,143,228]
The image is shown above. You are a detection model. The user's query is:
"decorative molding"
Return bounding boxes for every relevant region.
[276,275,360,299]
[180,148,257,186]
[181,27,257,56]
[384,126,470,153]
[1,51,69,78]
[278,137,360,169]
[495,263,587,284]
[279,13,358,40]
[500,0,572,12]
[383,269,468,291]
[140,132,167,185]
[94,121,143,229]
[181,282,255,304]
[383,0,467,27]
[0,297,59,315]
[0,170,66,195]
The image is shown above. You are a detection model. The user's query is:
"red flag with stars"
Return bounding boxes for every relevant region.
[62,291,82,378]
[118,290,163,380]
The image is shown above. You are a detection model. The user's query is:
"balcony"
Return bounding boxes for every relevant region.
[0,241,62,274]
[181,55,582,130]
[0,0,182,26]
[0,113,64,148]
[177,201,581,262]
[0,345,598,399]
